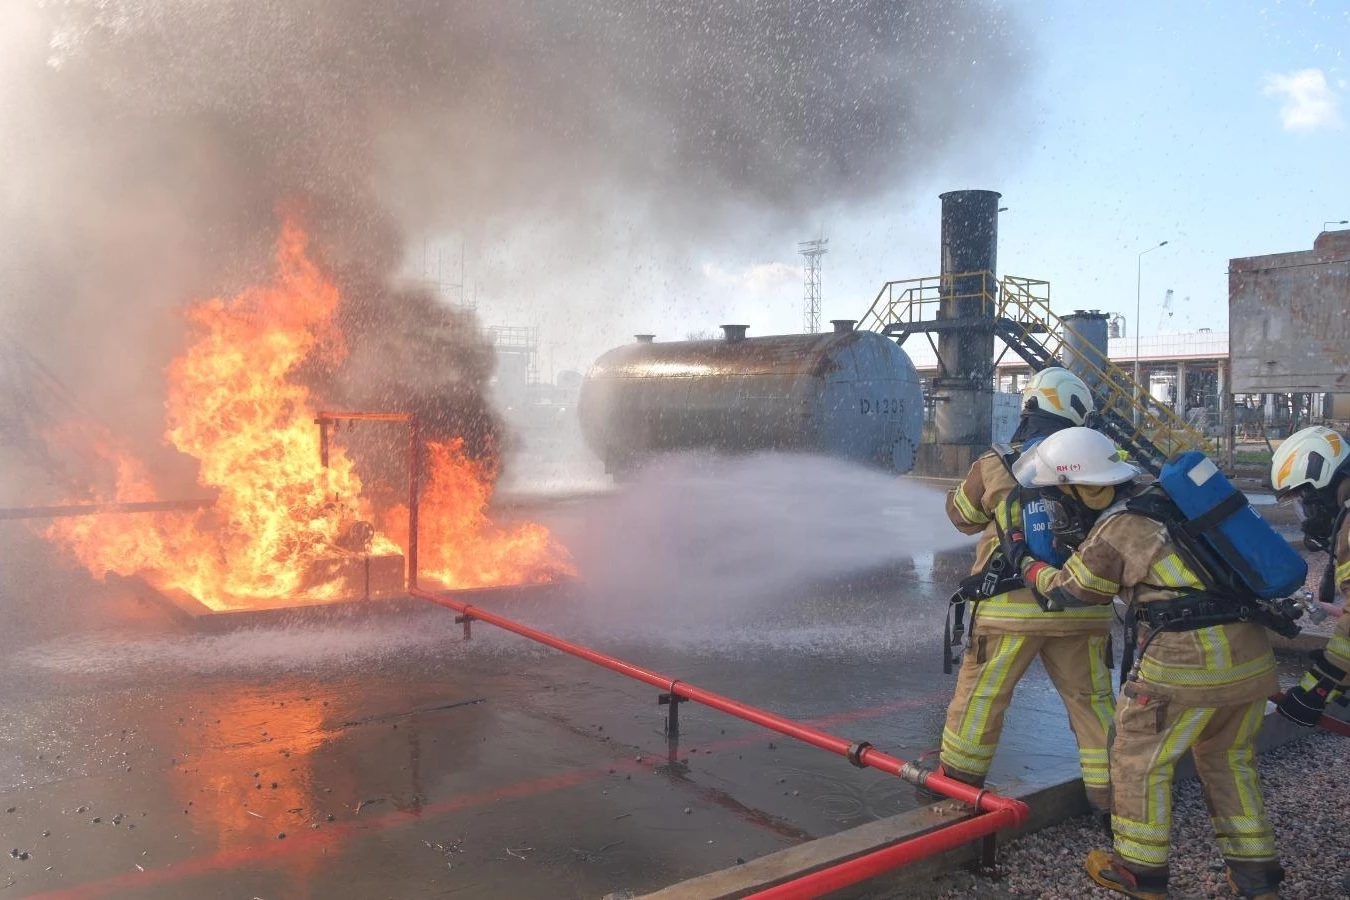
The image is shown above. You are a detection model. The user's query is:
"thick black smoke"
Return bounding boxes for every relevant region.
[0,0,1025,492]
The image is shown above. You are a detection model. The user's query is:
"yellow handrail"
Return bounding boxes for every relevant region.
[995,279,1210,455]
[857,272,1212,457]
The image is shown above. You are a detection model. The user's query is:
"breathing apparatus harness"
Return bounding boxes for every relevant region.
[1115,485,1307,686]
[943,549,1026,673]
[943,434,1073,674]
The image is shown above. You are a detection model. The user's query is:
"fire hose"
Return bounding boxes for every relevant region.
[409,585,1029,895]
[411,586,1027,820]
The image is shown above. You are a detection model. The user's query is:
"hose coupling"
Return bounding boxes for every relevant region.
[846,741,872,768]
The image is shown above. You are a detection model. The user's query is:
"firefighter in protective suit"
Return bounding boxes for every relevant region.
[937,368,1116,816]
[1270,426,1350,727]
[1014,428,1284,900]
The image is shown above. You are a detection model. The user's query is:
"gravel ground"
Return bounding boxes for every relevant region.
[923,731,1350,900]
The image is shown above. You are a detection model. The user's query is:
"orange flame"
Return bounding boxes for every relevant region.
[44,219,572,610]
[383,439,573,589]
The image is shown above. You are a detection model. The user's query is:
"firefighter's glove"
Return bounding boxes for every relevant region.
[1277,679,1330,728]
[999,525,1032,573]
[1277,651,1346,727]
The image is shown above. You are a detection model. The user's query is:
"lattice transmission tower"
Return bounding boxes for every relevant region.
[799,237,828,333]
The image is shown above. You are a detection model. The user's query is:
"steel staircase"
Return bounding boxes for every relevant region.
[858,272,1211,472]
[0,328,86,484]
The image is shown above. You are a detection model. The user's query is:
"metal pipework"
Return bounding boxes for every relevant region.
[408,585,1030,823]
[314,411,420,590]
[0,498,216,521]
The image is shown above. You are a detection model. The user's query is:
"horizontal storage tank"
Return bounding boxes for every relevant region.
[579,322,924,474]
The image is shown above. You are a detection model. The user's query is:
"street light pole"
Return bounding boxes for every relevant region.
[1134,240,1169,424]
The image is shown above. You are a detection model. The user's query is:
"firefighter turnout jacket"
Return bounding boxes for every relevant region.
[941,448,1115,809]
[1025,497,1282,883]
[1323,481,1350,685]
[947,449,1114,635]
[1026,506,1278,706]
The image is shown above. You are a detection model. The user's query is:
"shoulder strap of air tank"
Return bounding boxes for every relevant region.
[990,442,1019,478]
[1332,502,1350,568]
[1319,502,1350,604]
[1177,493,1248,539]
[1121,484,1175,524]
[1095,489,1148,530]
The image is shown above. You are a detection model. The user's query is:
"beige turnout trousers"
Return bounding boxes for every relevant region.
[941,630,1115,810]
[1110,689,1275,878]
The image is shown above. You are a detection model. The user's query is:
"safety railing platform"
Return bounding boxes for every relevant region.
[858,272,1212,470]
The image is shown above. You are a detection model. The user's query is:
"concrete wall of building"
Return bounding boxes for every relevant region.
[1327,393,1350,421]
[1229,231,1350,393]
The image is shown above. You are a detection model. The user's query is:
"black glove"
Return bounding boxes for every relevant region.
[997,502,1032,571]
[1277,650,1347,727]
[1002,531,1030,571]
[1277,681,1331,727]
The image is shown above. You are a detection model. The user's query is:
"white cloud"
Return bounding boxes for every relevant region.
[700,261,799,293]
[1263,68,1343,131]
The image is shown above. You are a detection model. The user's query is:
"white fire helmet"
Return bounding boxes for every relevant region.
[1013,426,1141,487]
[1021,367,1094,426]
[1271,426,1350,497]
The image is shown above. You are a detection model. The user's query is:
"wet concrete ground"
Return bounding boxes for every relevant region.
[0,498,1095,900]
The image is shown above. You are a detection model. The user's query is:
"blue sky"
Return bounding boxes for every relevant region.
[463,1,1349,374]
[986,0,1349,333]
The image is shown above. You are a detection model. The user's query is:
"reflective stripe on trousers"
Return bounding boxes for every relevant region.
[1110,694,1274,875]
[940,632,1115,807]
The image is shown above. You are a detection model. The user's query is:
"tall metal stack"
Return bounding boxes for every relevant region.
[1060,310,1110,391]
[927,189,1001,474]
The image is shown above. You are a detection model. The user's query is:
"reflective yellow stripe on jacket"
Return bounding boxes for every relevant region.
[975,492,1111,632]
[1325,614,1350,684]
[951,482,990,529]
[1336,558,1350,585]
[974,591,1115,625]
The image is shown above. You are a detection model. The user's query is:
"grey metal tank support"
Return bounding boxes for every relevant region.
[578,322,923,474]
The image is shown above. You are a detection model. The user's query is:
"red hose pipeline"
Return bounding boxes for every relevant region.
[1268,692,1350,737]
[744,809,1017,900]
[409,586,1029,823]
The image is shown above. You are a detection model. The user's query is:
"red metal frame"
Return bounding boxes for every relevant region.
[0,498,215,520]
[390,408,1036,894]
[314,411,420,589]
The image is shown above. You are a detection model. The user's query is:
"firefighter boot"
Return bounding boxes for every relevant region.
[1085,850,1168,899]
[1225,861,1283,899]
